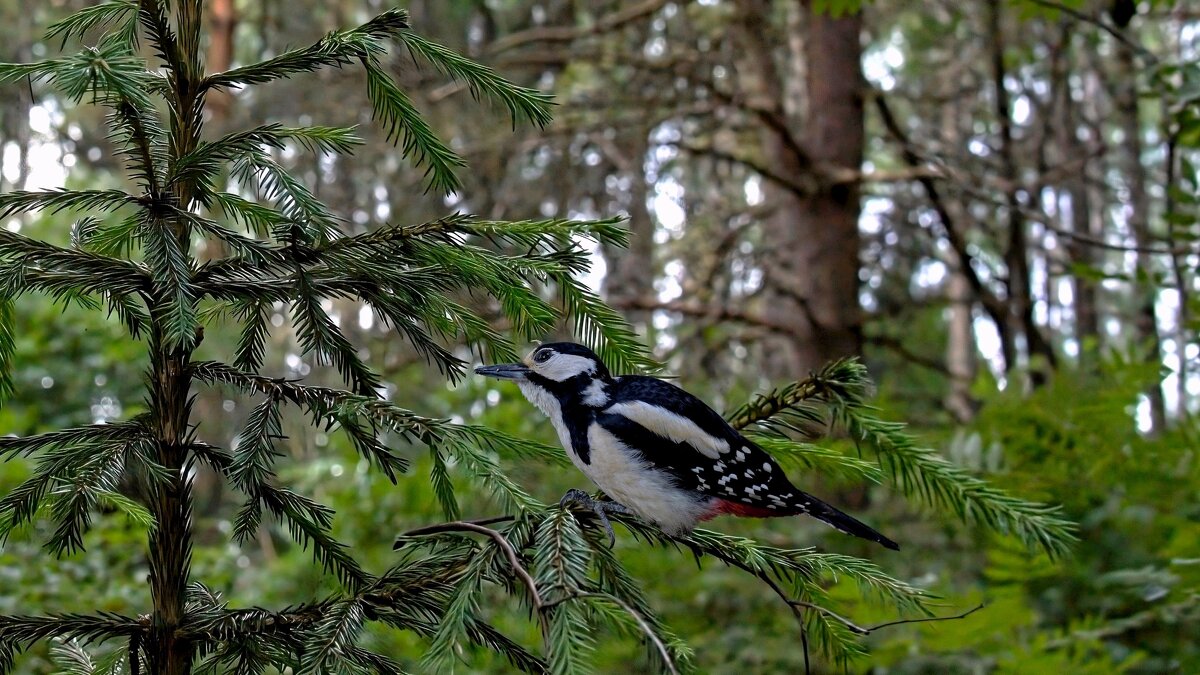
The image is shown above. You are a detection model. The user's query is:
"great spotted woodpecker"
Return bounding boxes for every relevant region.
[476,342,898,550]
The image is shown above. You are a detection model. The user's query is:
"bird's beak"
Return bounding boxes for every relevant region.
[475,363,530,381]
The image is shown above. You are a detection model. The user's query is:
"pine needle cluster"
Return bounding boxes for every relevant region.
[0,2,1074,673]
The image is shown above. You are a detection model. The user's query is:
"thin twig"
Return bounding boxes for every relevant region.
[578,592,680,675]
[402,520,538,609]
[1026,0,1157,62]
[865,603,985,632]
[401,515,516,537]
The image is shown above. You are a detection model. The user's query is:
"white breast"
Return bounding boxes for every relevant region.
[583,423,710,536]
[517,381,588,473]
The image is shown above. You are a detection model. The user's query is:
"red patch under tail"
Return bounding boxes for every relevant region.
[700,499,793,521]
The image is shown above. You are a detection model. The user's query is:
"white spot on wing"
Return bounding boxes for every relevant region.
[606,400,730,459]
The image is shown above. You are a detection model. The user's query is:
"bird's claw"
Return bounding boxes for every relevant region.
[558,488,630,547]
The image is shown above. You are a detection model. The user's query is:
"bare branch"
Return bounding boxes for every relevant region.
[487,0,670,54]
[1026,0,1156,61]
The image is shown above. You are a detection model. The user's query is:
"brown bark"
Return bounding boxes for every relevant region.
[601,127,655,329]
[787,3,864,373]
[1051,25,1101,362]
[733,0,864,378]
[189,0,241,519]
[145,2,205,671]
[945,269,977,422]
[205,0,239,123]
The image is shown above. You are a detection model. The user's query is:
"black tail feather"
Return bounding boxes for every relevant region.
[794,492,899,551]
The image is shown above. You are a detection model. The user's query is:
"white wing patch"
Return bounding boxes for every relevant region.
[581,379,609,406]
[605,401,730,459]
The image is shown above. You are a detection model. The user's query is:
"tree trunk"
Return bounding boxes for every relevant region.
[733,0,864,378]
[786,2,864,374]
[1113,26,1166,430]
[205,0,238,123]
[146,346,196,675]
[988,0,1056,385]
[602,126,655,330]
[146,3,205,672]
[1053,25,1101,365]
[945,269,977,422]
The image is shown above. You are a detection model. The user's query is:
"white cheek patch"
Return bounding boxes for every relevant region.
[535,353,597,381]
[606,401,730,459]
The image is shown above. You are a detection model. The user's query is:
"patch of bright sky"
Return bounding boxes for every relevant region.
[651,176,686,243]
[863,30,905,91]
[3,104,68,195]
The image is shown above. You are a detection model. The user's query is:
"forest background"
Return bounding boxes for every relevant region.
[0,0,1198,672]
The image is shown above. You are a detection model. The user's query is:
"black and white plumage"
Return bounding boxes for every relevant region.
[476,342,898,550]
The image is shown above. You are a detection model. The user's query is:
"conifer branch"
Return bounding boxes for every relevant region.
[44,1,139,47]
[727,358,1077,558]
[200,9,410,91]
[392,30,555,128]
[0,298,13,405]
[0,613,146,672]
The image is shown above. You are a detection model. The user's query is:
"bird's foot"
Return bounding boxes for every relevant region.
[558,488,631,547]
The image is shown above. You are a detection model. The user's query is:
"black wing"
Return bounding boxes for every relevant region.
[602,376,802,508]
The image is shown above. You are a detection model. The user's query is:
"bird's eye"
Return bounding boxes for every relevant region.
[533,350,552,363]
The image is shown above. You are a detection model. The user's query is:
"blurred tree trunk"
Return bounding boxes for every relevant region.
[945,268,977,422]
[1053,25,1101,365]
[192,0,239,517]
[788,2,864,374]
[206,0,238,123]
[602,125,656,329]
[1112,23,1166,431]
[988,0,1056,384]
[735,0,864,378]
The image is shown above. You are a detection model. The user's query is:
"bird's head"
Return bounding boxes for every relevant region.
[475,342,611,391]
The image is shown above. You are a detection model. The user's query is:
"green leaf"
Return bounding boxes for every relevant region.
[202,9,410,90]
[429,450,460,520]
[142,221,197,350]
[0,189,135,220]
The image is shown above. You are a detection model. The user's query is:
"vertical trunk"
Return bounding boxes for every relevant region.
[602,127,655,329]
[946,267,977,422]
[147,346,196,675]
[988,0,1056,384]
[205,0,238,124]
[146,2,205,672]
[190,0,240,516]
[789,2,864,374]
[1055,26,1100,363]
[733,0,864,378]
[1113,28,1166,430]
